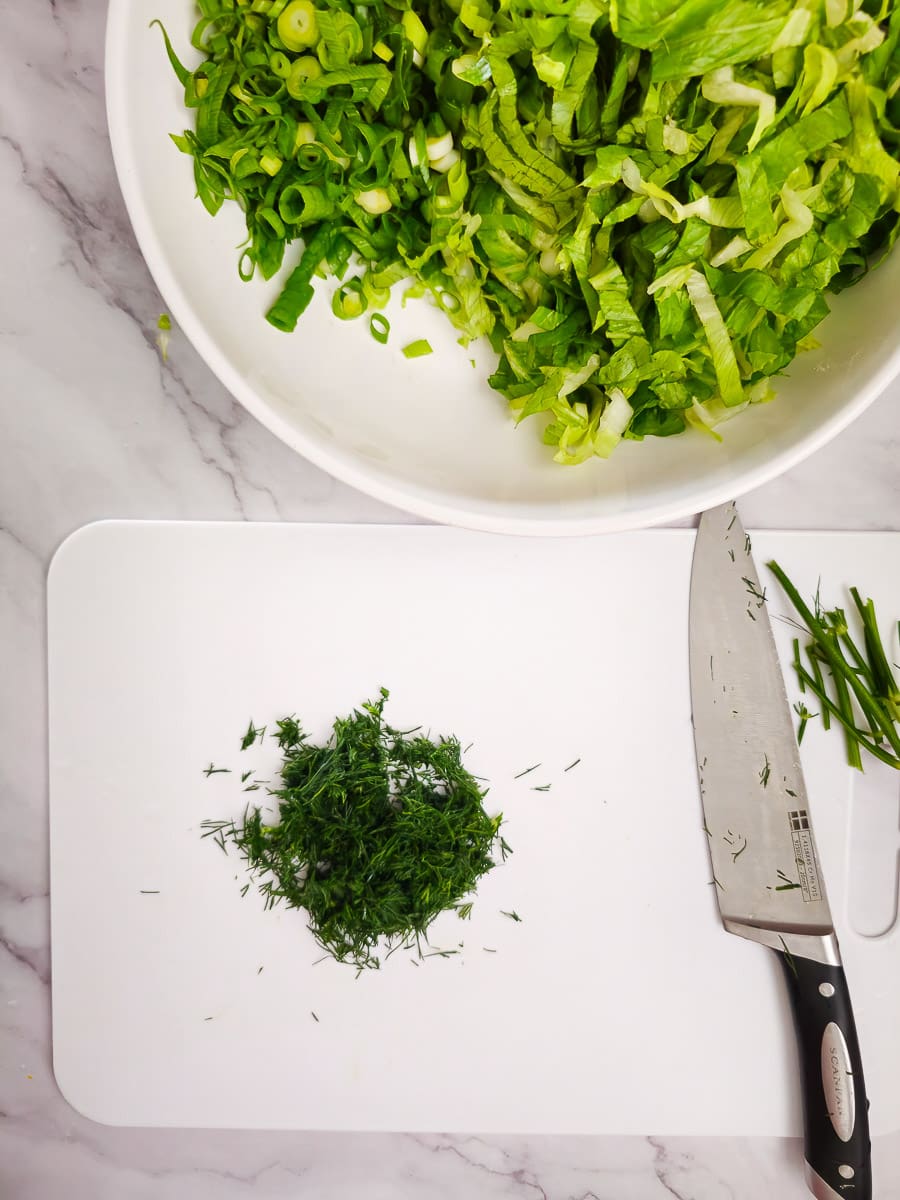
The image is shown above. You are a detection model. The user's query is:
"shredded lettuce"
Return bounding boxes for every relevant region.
[160,0,900,463]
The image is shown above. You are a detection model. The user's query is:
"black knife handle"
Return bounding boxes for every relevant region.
[774,948,871,1199]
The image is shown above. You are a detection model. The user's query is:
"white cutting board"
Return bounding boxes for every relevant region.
[48,523,900,1135]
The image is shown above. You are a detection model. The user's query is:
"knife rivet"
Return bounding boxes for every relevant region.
[819,983,836,998]
[838,1165,855,1180]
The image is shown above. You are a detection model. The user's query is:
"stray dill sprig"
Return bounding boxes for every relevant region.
[742,576,767,609]
[514,763,540,780]
[770,868,802,892]
[240,721,266,751]
[778,936,799,980]
[759,755,771,788]
[203,764,231,777]
[501,909,522,923]
[769,562,900,770]
[564,758,581,772]
[203,689,509,971]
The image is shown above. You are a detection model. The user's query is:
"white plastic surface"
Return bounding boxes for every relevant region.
[104,3,900,534]
[49,523,900,1133]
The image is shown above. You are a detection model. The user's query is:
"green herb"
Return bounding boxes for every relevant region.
[311,1011,319,1022]
[203,689,509,970]
[203,764,231,777]
[157,2,900,465]
[769,561,900,770]
[500,909,522,923]
[771,868,801,892]
[241,721,266,751]
[157,313,172,331]
[778,936,799,980]
[564,758,581,772]
[401,339,433,359]
[759,755,770,787]
[140,890,160,894]
[514,763,540,780]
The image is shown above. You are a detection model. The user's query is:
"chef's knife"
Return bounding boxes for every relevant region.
[689,503,871,1200]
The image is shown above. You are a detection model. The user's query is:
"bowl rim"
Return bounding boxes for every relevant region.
[104,2,900,536]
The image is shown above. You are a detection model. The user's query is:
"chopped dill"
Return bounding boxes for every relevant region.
[203,689,509,970]
[203,764,230,777]
[501,909,522,923]
[514,763,540,779]
[564,758,581,772]
[770,868,802,892]
[240,721,266,751]
[759,756,771,788]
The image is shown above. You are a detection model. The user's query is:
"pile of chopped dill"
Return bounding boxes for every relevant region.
[202,689,509,969]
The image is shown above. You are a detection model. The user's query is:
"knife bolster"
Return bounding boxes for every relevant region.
[806,1163,854,1200]
[723,921,840,967]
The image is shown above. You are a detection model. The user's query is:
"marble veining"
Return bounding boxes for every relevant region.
[2,1,900,1197]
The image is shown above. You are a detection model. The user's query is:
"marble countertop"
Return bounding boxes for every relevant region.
[2,3,900,1197]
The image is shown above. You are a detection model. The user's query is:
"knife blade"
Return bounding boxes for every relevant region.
[689,502,871,1200]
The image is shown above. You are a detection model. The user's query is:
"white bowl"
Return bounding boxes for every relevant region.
[106,1,900,535]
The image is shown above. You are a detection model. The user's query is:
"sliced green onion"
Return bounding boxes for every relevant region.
[355,187,392,215]
[259,152,283,176]
[277,0,319,51]
[402,339,433,358]
[369,313,390,343]
[286,55,323,97]
[401,10,428,56]
[332,278,368,319]
[268,50,292,79]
